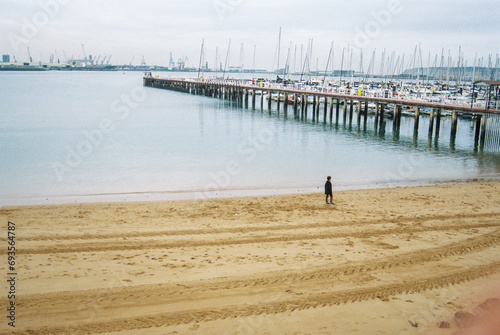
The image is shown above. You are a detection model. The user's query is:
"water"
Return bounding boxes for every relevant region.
[1,71,499,206]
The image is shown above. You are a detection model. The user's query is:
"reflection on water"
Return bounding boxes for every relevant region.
[0,71,499,206]
[213,92,500,186]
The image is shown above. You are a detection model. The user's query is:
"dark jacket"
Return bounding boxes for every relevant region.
[325,180,332,195]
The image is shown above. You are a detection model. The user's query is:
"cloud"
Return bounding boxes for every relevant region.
[0,0,498,69]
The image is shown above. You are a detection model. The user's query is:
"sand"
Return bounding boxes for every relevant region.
[1,181,499,334]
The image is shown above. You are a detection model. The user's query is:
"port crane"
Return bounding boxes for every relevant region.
[169,52,175,69]
[81,44,89,66]
[177,56,188,69]
[27,47,32,63]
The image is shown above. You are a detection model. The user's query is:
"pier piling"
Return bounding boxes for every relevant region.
[143,76,499,151]
[480,115,487,149]
[451,111,458,140]
[293,94,298,115]
[349,100,354,126]
[435,109,442,136]
[429,109,435,135]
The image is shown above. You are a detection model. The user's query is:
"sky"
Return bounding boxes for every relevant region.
[0,0,499,71]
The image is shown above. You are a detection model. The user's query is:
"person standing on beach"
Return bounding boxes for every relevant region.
[325,176,334,205]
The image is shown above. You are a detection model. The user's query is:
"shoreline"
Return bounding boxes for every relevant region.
[2,176,500,208]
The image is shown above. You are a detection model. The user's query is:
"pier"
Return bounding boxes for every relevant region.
[143,76,500,151]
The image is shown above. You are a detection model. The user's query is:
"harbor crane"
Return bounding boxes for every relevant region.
[177,56,189,69]
[81,44,87,60]
[169,52,175,69]
[27,47,32,63]
[81,44,88,66]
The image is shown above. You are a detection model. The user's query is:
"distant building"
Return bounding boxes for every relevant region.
[228,66,243,72]
[68,58,95,67]
[2,55,10,63]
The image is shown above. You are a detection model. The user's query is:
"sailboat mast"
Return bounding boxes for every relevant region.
[309,39,313,79]
[282,42,291,80]
[340,47,345,84]
[359,49,364,81]
[239,43,244,72]
[365,49,375,81]
[215,46,218,72]
[276,27,282,74]
[426,51,431,83]
[323,41,334,84]
[349,47,353,85]
[316,57,318,81]
[253,45,256,73]
[300,44,303,77]
[380,49,386,80]
[439,48,445,81]
[446,50,451,90]
[223,39,231,79]
[197,39,204,79]
[300,40,311,82]
[293,45,297,74]
[472,52,477,83]
[457,46,462,86]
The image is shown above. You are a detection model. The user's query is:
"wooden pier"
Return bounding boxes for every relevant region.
[143,76,500,151]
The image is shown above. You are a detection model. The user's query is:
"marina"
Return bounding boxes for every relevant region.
[144,75,500,152]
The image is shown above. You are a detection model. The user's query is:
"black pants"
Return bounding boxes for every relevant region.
[325,193,333,203]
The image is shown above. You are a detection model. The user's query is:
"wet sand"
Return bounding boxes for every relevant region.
[1,182,499,334]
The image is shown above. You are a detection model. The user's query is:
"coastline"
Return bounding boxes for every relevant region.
[2,175,500,208]
[1,180,499,334]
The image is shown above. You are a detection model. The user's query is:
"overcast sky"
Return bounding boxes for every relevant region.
[1,0,498,71]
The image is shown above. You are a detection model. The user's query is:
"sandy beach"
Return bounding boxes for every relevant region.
[1,181,499,334]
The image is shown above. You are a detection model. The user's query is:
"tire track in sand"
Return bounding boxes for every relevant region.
[14,211,500,242]
[16,221,500,255]
[12,230,500,309]
[6,262,500,335]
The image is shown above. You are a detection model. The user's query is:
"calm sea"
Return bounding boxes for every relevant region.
[1,70,499,206]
